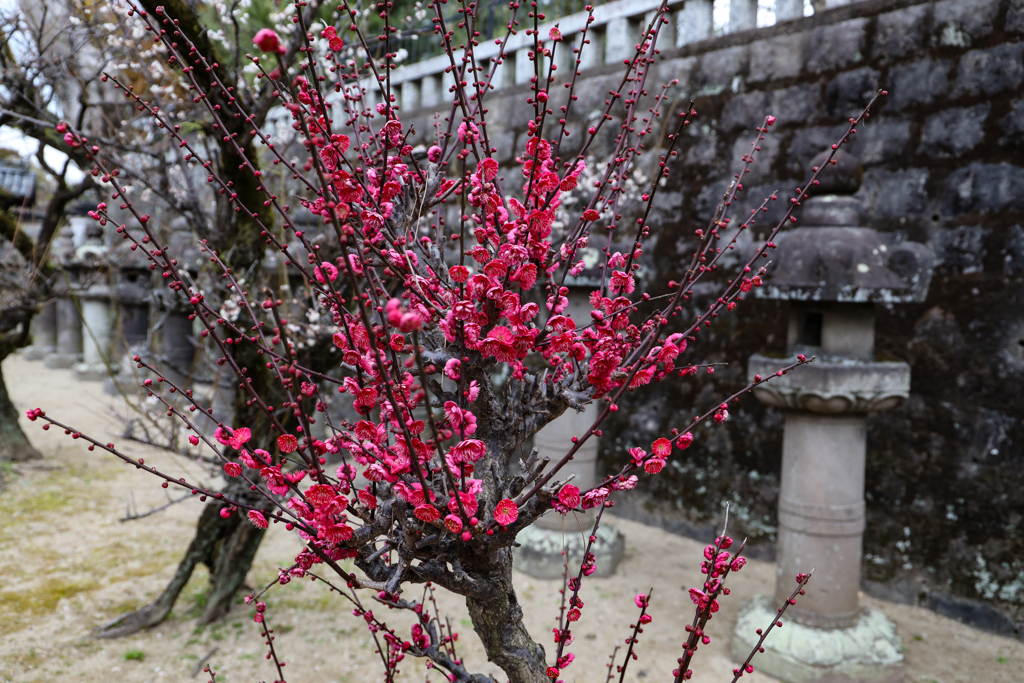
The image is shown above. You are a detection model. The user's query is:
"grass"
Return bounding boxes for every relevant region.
[0,577,100,633]
[123,649,146,662]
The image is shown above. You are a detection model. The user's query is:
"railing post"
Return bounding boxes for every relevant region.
[727,0,759,33]
[646,9,676,48]
[421,74,440,104]
[515,47,533,85]
[578,24,605,71]
[401,80,420,111]
[678,0,713,45]
[605,15,634,63]
[775,0,805,21]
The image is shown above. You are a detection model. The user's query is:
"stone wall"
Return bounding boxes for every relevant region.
[403,0,1024,636]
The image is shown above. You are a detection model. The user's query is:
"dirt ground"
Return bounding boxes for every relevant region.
[1,354,1022,683]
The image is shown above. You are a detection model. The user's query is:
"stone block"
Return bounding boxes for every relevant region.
[785,124,848,175]
[1005,225,1024,275]
[847,118,911,164]
[860,168,930,218]
[952,43,1024,98]
[885,58,951,111]
[1001,97,1024,145]
[768,83,824,127]
[944,162,1024,214]
[655,55,696,93]
[932,0,999,44]
[720,90,768,133]
[696,45,749,94]
[684,126,721,170]
[926,591,1019,637]
[825,67,880,119]
[919,103,990,158]
[940,225,989,274]
[1009,0,1024,34]
[872,5,929,60]
[729,135,780,185]
[748,32,807,84]
[806,19,868,75]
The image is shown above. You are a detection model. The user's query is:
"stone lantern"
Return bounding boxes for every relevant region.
[74,224,117,381]
[24,301,57,361]
[731,151,933,683]
[514,246,625,579]
[44,226,84,369]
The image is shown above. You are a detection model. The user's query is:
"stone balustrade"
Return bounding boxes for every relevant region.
[373,0,861,112]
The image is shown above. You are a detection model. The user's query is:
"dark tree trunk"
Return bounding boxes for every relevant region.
[200,503,267,623]
[95,483,267,638]
[0,354,42,463]
[465,548,549,683]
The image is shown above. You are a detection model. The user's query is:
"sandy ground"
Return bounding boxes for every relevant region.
[1,354,1022,683]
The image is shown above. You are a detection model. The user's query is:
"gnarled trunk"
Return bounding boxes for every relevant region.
[95,483,267,638]
[465,548,549,683]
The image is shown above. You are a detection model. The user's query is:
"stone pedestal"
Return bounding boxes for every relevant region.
[732,595,903,683]
[106,266,152,395]
[158,309,197,387]
[75,286,116,381]
[22,300,57,360]
[44,296,83,369]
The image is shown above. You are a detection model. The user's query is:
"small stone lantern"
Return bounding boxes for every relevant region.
[731,151,933,683]
[514,246,625,579]
[74,224,117,381]
[44,226,84,369]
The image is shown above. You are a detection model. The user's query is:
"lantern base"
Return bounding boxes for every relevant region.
[731,594,903,683]
[44,352,82,369]
[512,523,624,580]
[75,361,117,382]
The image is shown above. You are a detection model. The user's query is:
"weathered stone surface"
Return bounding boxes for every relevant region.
[748,32,807,84]
[918,103,990,157]
[1000,97,1024,145]
[806,19,868,75]
[684,125,722,170]
[656,55,696,92]
[858,168,930,218]
[939,225,989,275]
[826,67,880,119]
[952,43,1024,98]
[1009,0,1024,33]
[729,134,780,185]
[932,0,1000,43]
[768,83,824,128]
[785,124,848,175]
[1006,226,1024,275]
[695,45,748,94]
[873,5,929,60]
[512,523,625,579]
[885,58,951,110]
[731,595,904,683]
[720,90,768,133]
[944,162,1024,214]
[926,591,1020,636]
[847,118,912,164]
